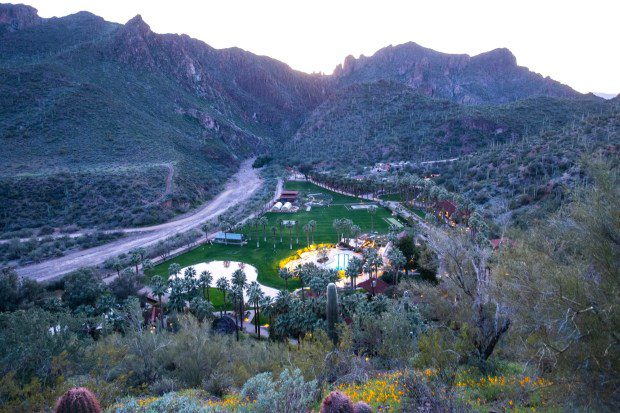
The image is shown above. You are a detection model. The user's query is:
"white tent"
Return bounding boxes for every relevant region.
[282,201,292,210]
[273,202,283,210]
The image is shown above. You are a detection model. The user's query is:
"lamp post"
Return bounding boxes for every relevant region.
[371,278,377,297]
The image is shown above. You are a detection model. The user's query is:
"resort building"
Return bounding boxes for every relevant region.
[213,231,245,245]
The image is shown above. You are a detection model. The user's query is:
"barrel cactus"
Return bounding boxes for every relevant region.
[326,282,339,345]
[55,387,101,413]
[320,390,354,413]
[354,401,372,413]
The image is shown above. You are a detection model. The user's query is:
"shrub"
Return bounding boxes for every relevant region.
[54,387,101,413]
[320,390,354,413]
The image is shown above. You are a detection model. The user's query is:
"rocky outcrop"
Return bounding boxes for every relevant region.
[0,3,41,31]
[333,42,581,104]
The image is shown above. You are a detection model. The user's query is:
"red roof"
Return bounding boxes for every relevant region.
[490,238,516,250]
[437,200,457,215]
[357,278,390,295]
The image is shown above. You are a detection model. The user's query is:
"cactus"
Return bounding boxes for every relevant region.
[55,387,101,413]
[326,282,339,345]
[354,401,372,413]
[320,390,354,413]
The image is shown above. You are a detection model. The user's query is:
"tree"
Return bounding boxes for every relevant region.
[129,251,141,275]
[112,260,124,277]
[279,267,292,290]
[167,278,186,313]
[367,205,378,233]
[258,216,268,242]
[346,257,363,289]
[496,166,619,408]
[396,234,417,275]
[62,269,106,310]
[190,296,214,323]
[387,247,406,284]
[109,269,140,300]
[150,275,167,329]
[198,270,213,301]
[247,281,265,337]
[201,222,211,241]
[303,223,311,247]
[168,263,181,278]
[308,220,317,244]
[271,226,278,249]
[426,226,509,363]
[215,277,230,316]
[350,224,361,248]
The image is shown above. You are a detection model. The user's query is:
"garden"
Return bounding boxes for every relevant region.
[148,181,397,304]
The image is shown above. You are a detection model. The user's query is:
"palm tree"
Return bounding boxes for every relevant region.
[231,269,247,339]
[247,281,264,337]
[199,270,213,301]
[215,277,230,316]
[279,267,292,290]
[308,220,317,244]
[387,247,406,284]
[278,219,284,242]
[346,257,363,289]
[220,219,231,244]
[350,224,361,248]
[368,205,378,233]
[271,226,278,249]
[130,251,141,275]
[258,216,268,242]
[190,296,214,323]
[332,218,342,243]
[303,223,311,247]
[168,278,186,313]
[112,260,123,277]
[150,275,167,329]
[168,263,181,278]
[285,221,294,249]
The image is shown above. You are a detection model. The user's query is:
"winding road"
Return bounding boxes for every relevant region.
[17,159,262,282]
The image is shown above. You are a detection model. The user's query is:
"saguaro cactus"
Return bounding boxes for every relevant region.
[327,282,339,345]
[54,387,101,413]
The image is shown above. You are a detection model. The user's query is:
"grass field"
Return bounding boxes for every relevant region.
[149,181,397,291]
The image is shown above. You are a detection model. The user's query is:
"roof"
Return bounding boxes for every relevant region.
[357,278,390,295]
[490,238,516,250]
[214,232,244,241]
[281,190,299,195]
[437,200,457,215]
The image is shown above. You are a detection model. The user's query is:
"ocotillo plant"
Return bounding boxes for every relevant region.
[54,387,101,413]
[326,282,339,345]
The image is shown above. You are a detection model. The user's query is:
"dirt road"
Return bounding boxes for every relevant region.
[17,159,262,281]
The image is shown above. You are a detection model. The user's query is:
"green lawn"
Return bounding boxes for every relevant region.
[149,181,398,290]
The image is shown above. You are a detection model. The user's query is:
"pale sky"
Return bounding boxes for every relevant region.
[18,0,620,95]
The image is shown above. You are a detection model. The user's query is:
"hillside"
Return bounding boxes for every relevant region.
[286,81,611,167]
[0,5,327,234]
[0,3,614,237]
[334,42,581,104]
[418,106,620,228]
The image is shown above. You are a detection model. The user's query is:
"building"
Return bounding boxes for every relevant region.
[357,278,390,295]
[273,201,283,210]
[279,190,299,202]
[282,201,292,211]
[213,231,245,245]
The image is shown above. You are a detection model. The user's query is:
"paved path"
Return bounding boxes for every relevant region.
[17,159,262,281]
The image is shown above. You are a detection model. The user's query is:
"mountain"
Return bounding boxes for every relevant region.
[0,3,613,236]
[334,42,581,104]
[286,81,610,167]
[0,5,327,234]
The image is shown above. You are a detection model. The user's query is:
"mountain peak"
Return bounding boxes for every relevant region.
[471,47,517,67]
[0,3,41,30]
[124,14,151,35]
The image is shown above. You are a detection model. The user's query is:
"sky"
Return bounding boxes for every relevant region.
[19,0,620,95]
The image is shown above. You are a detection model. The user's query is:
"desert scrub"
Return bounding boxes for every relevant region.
[107,390,249,412]
[335,371,405,412]
[453,367,554,411]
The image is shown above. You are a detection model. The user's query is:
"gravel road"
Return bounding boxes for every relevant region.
[17,159,262,282]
